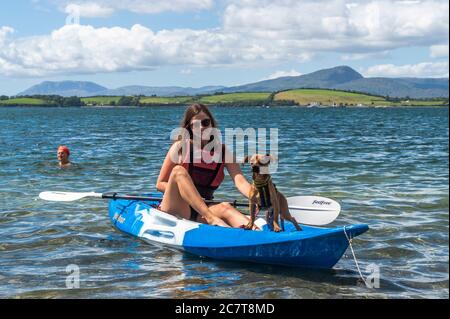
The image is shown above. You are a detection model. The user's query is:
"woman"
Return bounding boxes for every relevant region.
[156,104,254,228]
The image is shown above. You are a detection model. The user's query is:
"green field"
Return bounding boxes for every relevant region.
[197,92,271,104]
[84,90,446,107]
[81,92,272,106]
[274,89,448,106]
[275,89,386,105]
[0,98,49,105]
[139,96,195,104]
[1,90,447,107]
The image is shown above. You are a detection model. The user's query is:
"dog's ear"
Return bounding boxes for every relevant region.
[243,155,249,164]
[264,154,278,164]
[271,154,278,163]
[258,154,272,165]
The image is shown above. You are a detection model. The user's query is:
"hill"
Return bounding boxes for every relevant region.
[334,77,449,99]
[223,66,448,98]
[19,81,107,97]
[223,66,363,92]
[16,66,449,99]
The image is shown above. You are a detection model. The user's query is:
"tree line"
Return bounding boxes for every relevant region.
[1,95,84,106]
[1,92,448,107]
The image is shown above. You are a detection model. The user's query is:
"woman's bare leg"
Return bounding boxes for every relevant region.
[208,202,258,229]
[160,165,229,227]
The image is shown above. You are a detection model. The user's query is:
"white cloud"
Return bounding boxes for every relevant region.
[181,68,192,75]
[1,0,449,77]
[0,27,15,73]
[261,69,302,81]
[364,62,449,77]
[56,0,213,15]
[65,3,114,18]
[119,0,213,14]
[0,26,14,43]
[0,24,283,76]
[430,44,449,58]
[223,0,449,52]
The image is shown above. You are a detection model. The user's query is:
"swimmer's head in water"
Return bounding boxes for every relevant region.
[57,145,70,164]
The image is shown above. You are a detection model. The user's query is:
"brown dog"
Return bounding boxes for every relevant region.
[244,154,302,232]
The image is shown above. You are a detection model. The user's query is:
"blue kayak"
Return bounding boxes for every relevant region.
[109,193,369,269]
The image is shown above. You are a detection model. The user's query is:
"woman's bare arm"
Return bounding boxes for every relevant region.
[156,142,181,193]
[225,148,252,198]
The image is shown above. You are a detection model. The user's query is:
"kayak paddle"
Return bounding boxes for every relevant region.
[287,196,340,226]
[39,191,340,226]
[39,191,103,202]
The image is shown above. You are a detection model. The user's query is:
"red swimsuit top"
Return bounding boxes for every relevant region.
[180,141,225,200]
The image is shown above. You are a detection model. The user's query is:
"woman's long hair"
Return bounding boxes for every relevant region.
[174,104,222,160]
[179,103,218,140]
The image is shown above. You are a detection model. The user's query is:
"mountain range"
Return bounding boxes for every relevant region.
[18,66,449,99]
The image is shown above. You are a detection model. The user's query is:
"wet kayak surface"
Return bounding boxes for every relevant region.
[0,106,448,298]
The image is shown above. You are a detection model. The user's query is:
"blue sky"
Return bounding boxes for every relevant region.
[0,0,448,95]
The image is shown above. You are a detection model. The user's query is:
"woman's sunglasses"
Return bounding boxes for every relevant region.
[190,119,211,127]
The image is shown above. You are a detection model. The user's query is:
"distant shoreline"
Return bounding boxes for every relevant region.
[1,88,448,108]
[1,104,448,109]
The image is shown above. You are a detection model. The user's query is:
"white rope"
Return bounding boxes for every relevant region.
[343,226,367,286]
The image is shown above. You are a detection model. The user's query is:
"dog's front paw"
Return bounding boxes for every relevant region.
[273,224,282,232]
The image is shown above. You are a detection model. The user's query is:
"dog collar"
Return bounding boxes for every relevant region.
[253,175,272,188]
